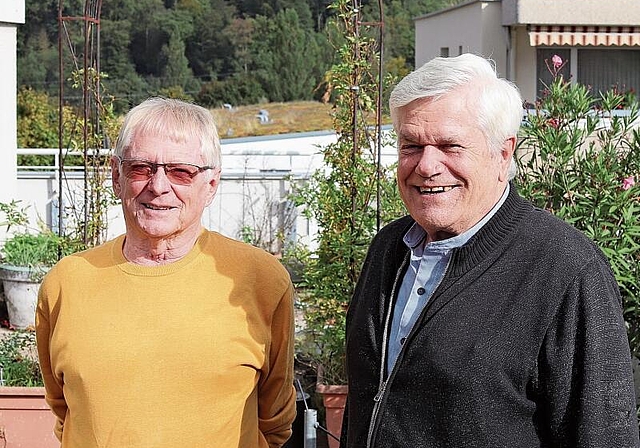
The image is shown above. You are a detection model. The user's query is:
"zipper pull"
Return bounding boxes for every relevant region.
[373,381,387,402]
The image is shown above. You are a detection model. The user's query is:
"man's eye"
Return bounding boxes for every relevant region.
[167,166,195,178]
[129,163,152,174]
[400,144,422,154]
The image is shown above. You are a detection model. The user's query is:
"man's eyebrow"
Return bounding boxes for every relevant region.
[397,130,420,141]
[398,133,461,145]
[437,136,460,145]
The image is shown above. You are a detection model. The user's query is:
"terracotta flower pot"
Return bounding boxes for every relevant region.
[0,386,59,447]
[316,384,347,448]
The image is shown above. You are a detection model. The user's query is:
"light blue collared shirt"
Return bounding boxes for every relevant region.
[386,184,510,374]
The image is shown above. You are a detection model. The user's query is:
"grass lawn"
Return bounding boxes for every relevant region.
[210,100,391,139]
[211,101,335,139]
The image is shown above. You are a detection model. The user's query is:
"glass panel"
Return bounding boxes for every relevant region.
[577,49,640,99]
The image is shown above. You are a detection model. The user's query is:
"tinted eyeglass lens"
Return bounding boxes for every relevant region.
[165,165,199,184]
[121,160,201,185]
[124,161,153,179]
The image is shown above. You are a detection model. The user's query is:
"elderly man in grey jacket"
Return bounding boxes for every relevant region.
[340,53,639,448]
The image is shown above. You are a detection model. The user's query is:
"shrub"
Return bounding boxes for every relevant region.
[0,330,43,387]
[516,56,640,355]
[0,201,86,281]
[292,0,405,385]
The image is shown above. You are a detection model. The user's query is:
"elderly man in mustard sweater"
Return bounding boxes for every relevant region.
[36,97,297,447]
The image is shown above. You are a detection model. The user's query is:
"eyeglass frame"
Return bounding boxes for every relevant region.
[115,156,216,185]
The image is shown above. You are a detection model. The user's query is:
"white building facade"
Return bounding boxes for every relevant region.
[0,0,24,210]
[415,0,640,103]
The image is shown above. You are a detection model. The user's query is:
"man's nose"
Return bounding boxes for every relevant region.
[415,146,444,178]
[146,165,172,192]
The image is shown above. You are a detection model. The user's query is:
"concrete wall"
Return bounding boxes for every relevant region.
[512,25,538,102]
[480,2,509,77]
[415,2,506,75]
[0,0,24,211]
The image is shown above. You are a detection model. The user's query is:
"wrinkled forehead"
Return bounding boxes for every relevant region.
[130,117,200,144]
[124,128,203,159]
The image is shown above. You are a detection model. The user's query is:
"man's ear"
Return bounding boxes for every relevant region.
[204,167,221,207]
[498,136,517,182]
[111,157,123,198]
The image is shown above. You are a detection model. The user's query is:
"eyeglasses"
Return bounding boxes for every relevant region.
[117,157,214,186]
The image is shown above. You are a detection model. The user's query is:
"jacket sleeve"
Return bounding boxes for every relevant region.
[258,281,297,447]
[35,269,67,442]
[535,255,640,447]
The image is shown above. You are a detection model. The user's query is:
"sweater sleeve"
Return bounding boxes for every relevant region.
[35,268,67,442]
[535,255,640,447]
[258,281,297,447]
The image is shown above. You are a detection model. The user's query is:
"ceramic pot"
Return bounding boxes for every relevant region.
[0,265,45,329]
[316,384,347,448]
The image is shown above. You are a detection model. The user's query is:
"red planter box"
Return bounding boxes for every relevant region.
[0,387,59,447]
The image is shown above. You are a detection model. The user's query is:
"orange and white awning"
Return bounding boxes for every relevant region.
[528,25,640,46]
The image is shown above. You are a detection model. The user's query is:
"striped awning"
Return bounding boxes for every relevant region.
[528,25,640,46]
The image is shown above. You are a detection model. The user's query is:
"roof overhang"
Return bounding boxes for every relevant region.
[528,25,640,46]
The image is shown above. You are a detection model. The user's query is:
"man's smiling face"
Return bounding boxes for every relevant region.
[111,131,219,243]
[395,85,513,242]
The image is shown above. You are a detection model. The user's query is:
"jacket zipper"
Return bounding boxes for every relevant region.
[365,254,408,447]
[365,254,452,447]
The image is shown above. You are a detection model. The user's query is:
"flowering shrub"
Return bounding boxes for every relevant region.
[516,56,640,355]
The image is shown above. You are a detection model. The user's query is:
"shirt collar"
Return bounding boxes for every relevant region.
[403,184,511,251]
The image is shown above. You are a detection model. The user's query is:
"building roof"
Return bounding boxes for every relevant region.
[414,0,500,22]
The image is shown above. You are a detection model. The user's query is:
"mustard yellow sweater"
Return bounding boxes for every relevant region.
[36,230,296,448]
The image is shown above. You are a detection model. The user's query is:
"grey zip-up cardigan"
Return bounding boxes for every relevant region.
[341,186,639,447]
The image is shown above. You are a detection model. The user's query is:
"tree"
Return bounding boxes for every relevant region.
[223,18,255,75]
[186,0,237,80]
[251,8,329,102]
[100,19,150,110]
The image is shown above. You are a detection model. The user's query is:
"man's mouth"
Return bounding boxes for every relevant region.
[418,186,455,194]
[143,204,175,210]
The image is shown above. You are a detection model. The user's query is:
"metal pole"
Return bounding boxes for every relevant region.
[375,0,384,232]
[304,409,317,448]
[57,0,64,241]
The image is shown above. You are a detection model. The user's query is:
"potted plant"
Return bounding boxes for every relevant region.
[291,2,404,446]
[0,201,83,329]
[0,329,59,447]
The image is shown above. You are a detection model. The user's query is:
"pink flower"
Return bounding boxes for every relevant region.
[622,175,635,190]
[551,55,563,69]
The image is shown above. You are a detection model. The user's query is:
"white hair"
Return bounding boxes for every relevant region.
[114,97,222,168]
[389,54,523,179]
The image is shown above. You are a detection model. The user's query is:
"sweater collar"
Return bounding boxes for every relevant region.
[446,183,533,276]
[403,184,511,251]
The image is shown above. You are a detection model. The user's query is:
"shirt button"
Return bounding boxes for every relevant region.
[400,337,406,345]
[417,287,426,295]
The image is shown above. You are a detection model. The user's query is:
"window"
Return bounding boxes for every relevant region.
[577,49,640,97]
[536,48,640,100]
[440,47,449,57]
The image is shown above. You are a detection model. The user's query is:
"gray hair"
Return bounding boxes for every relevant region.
[389,54,522,179]
[114,97,222,168]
